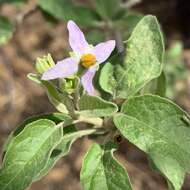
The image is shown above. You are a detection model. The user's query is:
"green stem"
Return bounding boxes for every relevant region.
[76,116,104,127]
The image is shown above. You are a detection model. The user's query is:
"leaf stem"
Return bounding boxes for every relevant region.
[76,116,104,127]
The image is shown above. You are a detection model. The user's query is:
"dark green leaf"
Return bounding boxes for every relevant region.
[92,0,120,20]
[0,0,27,4]
[141,71,166,97]
[0,15,13,45]
[85,30,105,44]
[38,0,99,26]
[116,11,143,39]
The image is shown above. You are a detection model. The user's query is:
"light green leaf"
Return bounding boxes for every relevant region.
[78,94,118,117]
[99,61,117,95]
[27,73,41,84]
[92,0,120,19]
[114,95,190,190]
[42,81,75,115]
[34,127,99,181]
[38,0,98,26]
[27,73,75,115]
[100,15,164,98]
[0,15,13,45]
[0,119,63,190]
[80,143,132,190]
[2,112,72,154]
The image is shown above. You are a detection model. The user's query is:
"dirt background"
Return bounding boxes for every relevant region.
[1,0,190,189]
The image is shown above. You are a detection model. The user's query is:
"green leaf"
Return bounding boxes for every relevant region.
[2,112,72,154]
[0,119,63,190]
[116,11,143,40]
[141,71,166,97]
[42,80,75,115]
[78,94,118,117]
[0,15,13,45]
[27,74,75,115]
[99,15,164,98]
[99,61,117,95]
[114,95,190,190]
[165,41,183,62]
[38,0,99,26]
[27,73,41,84]
[0,0,27,4]
[34,127,99,181]
[85,30,105,44]
[80,143,132,190]
[154,71,166,96]
[92,0,120,20]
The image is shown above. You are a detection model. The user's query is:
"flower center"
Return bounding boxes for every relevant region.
[80,54,96,68]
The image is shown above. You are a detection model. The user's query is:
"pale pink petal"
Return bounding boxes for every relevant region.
[92,40,116,64]
[81,68,96,95]
[67,20,89,54]
[42,57,78,80]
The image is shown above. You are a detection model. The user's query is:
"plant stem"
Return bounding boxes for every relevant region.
[77,116,104,127]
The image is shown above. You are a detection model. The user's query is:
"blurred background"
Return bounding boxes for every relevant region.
[0,0,190,189]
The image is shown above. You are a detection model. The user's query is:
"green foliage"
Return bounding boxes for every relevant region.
[114,95,190,190]
[141,71,166,97]
[27,73,75,115]
[0,0,27,4]
[164,41,189,99]
[0,119,63,190]
[80,143,132,190]
[78,94,118,117]
[42,80,75,115]
[0,15,13,45]
[92,0,120,20]
[3,112,72,153]
[38,0,99,27]
[85,30,105,44]
[34,127,98,181]
[99,15,164,98]
[1,5,189,189]
[116,11,143,39]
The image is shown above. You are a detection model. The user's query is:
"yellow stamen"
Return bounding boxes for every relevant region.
[80,54,96,68]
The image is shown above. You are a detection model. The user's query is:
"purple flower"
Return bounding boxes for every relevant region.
[42,20,115,95]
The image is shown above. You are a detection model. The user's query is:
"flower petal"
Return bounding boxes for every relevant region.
[42,57,78,80]
[67,20,89,54]
[81,68,96,95]
[92,40,116,64]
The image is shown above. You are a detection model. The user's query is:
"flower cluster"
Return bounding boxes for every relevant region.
[42,20,115,95]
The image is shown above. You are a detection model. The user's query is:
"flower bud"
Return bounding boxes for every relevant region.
[35,54,55,74]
